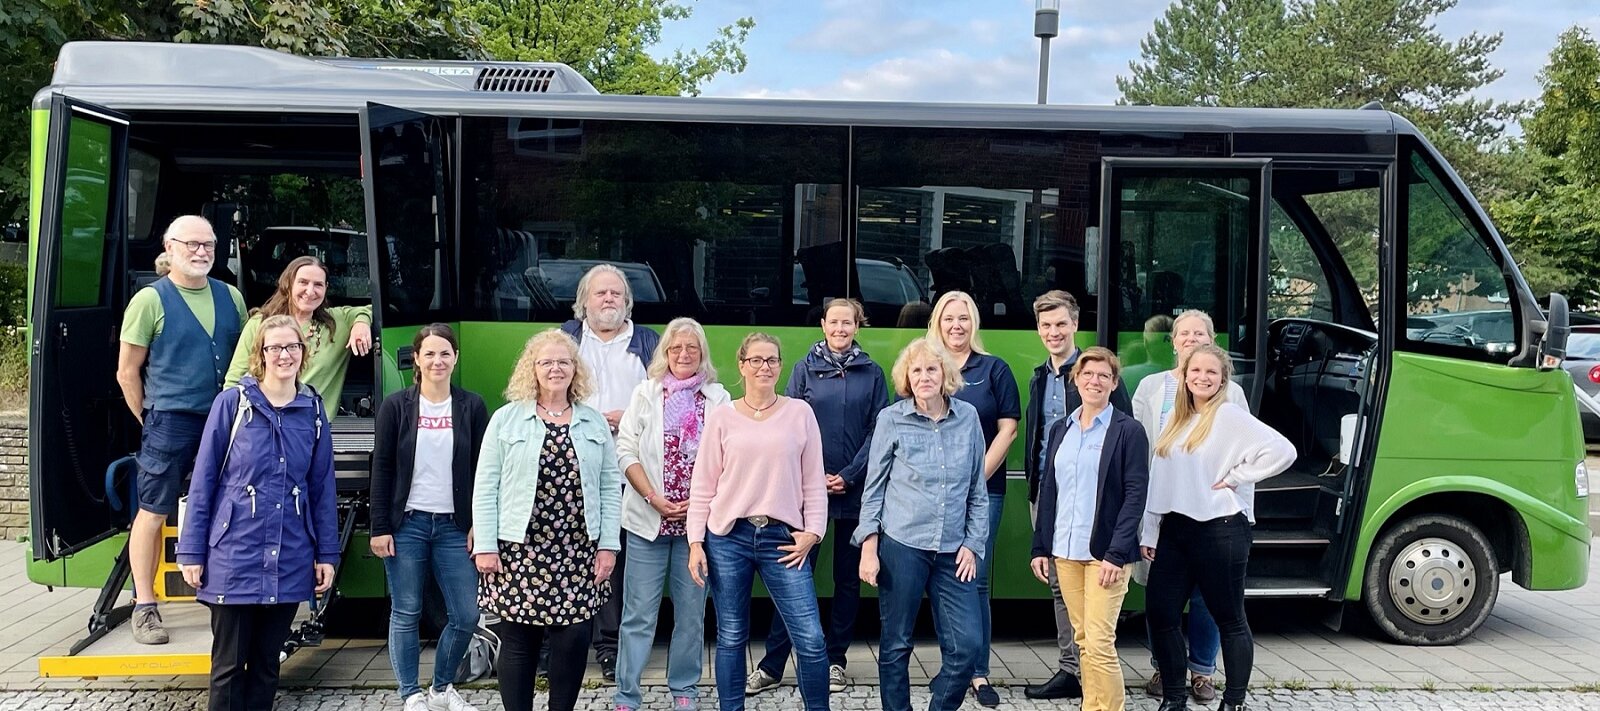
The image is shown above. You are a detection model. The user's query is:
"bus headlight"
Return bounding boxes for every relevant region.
[1578,461,1590,498]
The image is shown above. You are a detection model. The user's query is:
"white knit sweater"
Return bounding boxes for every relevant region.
[1139,402,1296,548]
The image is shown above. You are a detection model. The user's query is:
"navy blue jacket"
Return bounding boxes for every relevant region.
[560,319,660,369]
[1030,408,1148,567]
[176,377,340,605]
[1025,351,1132,503]
[785,345,889,519]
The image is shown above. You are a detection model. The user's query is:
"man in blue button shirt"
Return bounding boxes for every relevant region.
[1022,291,1131,700]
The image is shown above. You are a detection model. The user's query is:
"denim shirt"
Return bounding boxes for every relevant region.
[1051,405,1112,561]
[853,397,989,557]
[1036,365,1069,477]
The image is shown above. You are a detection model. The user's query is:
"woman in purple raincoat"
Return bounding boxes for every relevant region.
[178,314,340,711]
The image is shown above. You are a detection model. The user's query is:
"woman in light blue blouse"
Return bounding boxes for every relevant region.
[854,337,989,711]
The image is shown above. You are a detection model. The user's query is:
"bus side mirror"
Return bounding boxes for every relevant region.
[1538,292,1570,371]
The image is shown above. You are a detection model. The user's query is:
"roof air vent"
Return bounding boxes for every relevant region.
[476,66,557,93]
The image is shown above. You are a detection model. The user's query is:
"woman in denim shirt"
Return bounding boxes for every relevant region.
[855,337,988,711]
[472,329,622,711]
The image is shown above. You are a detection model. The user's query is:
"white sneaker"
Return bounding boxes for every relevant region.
[745,668,780,695]
[428,685,478,711]
[828,664,848,693]
[404,692,430,711]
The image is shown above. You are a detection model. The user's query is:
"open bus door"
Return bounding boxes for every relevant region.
[29,96,132,563]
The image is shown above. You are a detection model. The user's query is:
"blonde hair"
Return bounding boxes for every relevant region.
[737,332,781,361]
[571,263,634,322]
[648,318,717,383]
[1173,309,1218,337]
[821,298,867,326]
[1070,346,1122,384]
[248,314,306,381]
[927,291,987,355]
[890,337,964,399]
[1154,343,1233,457]
[504,329,594,404]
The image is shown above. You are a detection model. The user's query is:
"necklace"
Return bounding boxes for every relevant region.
[742,395,779,419]
[539,401,571,418]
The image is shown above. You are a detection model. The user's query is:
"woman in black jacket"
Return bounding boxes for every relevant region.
[370,323,491,711]
[1029,347,1149,711]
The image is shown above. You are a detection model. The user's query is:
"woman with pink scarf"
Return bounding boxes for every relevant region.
[611,317,731,711]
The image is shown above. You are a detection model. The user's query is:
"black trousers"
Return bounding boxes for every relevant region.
[497,618,593,711]
[1147,512,1254,706]
[206,602,299,711]
[592,528,625,660]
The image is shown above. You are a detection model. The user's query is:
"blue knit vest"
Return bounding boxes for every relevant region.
[144,277,242,414]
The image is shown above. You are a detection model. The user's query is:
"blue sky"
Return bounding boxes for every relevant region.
[657,0,1600,108]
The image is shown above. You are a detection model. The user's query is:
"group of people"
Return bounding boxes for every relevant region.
[119,214,1296,711]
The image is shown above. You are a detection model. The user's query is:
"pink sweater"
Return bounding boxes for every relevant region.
[687,398,828,543]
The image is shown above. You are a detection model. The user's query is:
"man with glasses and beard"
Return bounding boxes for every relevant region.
[559,263,660,680]
[115,215,248,645]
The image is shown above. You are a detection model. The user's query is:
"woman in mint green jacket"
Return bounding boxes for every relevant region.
[472,328,622,711]
[225,255,372,418]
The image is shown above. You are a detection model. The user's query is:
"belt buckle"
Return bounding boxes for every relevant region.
[747,515,771,528]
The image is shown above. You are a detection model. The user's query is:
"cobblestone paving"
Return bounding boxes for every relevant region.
[7,686,1600,710]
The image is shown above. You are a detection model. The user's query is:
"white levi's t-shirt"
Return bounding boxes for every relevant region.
[406,396,455,514]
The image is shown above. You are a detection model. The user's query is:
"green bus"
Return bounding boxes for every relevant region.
[26,42,1588,670]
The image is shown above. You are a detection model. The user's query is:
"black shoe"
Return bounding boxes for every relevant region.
[599,654,617,682]
[1023,670,1082,700]
[1218,703,1247,711]
[971,683,1000,708]
[1156,699,1190,711]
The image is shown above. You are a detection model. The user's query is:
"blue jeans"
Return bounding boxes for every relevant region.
[705,520,829,711]
[1145,587,1221,676]
[759,517,862,676]
[614,532,707,710]
[974,492,1005,678]
[877,535,979,711]
[382,511,481,699]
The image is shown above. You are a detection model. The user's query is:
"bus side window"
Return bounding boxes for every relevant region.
[1401,149,1517,360]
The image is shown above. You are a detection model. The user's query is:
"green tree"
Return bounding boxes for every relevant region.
[1118,0,1524,194]
[461,0,753,96]
[1487,28,1600,306]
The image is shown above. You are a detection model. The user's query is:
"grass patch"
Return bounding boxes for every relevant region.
[1280,678,1310,691]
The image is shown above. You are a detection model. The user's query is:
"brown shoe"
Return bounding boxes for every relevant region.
[1144,671,1163,698]
[1190,674,1217,702]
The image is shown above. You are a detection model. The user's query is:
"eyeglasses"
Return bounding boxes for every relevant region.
[741,356,782,370]
[262,343,305,356]
[535,358,575,370]
[667,344,702,355]
[171,238,218,253]
[1078,370,1116,382]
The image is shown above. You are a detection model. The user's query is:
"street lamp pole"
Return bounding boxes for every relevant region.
[1035,0,1060,105]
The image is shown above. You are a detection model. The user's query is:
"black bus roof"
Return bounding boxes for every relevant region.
[35,41,1418,136]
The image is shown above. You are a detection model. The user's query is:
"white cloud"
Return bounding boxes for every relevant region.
[735,49,1040,103]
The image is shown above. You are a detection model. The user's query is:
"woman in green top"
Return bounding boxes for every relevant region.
[226,255,373,418]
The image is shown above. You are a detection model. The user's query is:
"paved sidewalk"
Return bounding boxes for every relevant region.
[1,533,1597,693]
[6,687,1600,710]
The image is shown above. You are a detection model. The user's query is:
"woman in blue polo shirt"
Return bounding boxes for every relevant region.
[926,290,1020,708]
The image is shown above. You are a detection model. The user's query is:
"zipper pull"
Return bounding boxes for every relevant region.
[292,485,302,516]
[246,485,257,517]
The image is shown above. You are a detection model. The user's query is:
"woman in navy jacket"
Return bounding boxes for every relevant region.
[1029,347,1149,711]
[370,323,491,711]
[750,298,888,695]
[178,314,340,711]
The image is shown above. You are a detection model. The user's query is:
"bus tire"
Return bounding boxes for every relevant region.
[1361,514,1498,645]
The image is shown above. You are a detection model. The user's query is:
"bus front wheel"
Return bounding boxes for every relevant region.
[1361,514,1499,645]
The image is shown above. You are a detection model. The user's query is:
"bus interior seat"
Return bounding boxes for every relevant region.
[1259,320,1369,480]
[1148,271,1183,318]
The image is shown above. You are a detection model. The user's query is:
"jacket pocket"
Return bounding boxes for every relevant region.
[208,504,234,547]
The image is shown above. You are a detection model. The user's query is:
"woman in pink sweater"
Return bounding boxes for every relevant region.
[687,332,830,711]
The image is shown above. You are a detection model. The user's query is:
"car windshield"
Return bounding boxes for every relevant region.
[539,262,662,302]
[1568,333,1600,360]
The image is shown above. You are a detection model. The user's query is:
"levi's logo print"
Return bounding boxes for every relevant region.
[418,415,453,430]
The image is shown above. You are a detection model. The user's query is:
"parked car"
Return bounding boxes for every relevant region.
[1566,325,1600,445]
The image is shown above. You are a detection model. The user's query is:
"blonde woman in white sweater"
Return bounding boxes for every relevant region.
[1139,343,1294,711]
[1129,309,1243,703]
[612,318,731,711]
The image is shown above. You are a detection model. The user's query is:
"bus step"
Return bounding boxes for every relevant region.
[1243,577,1332,598]
[1253,529,1331,546]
